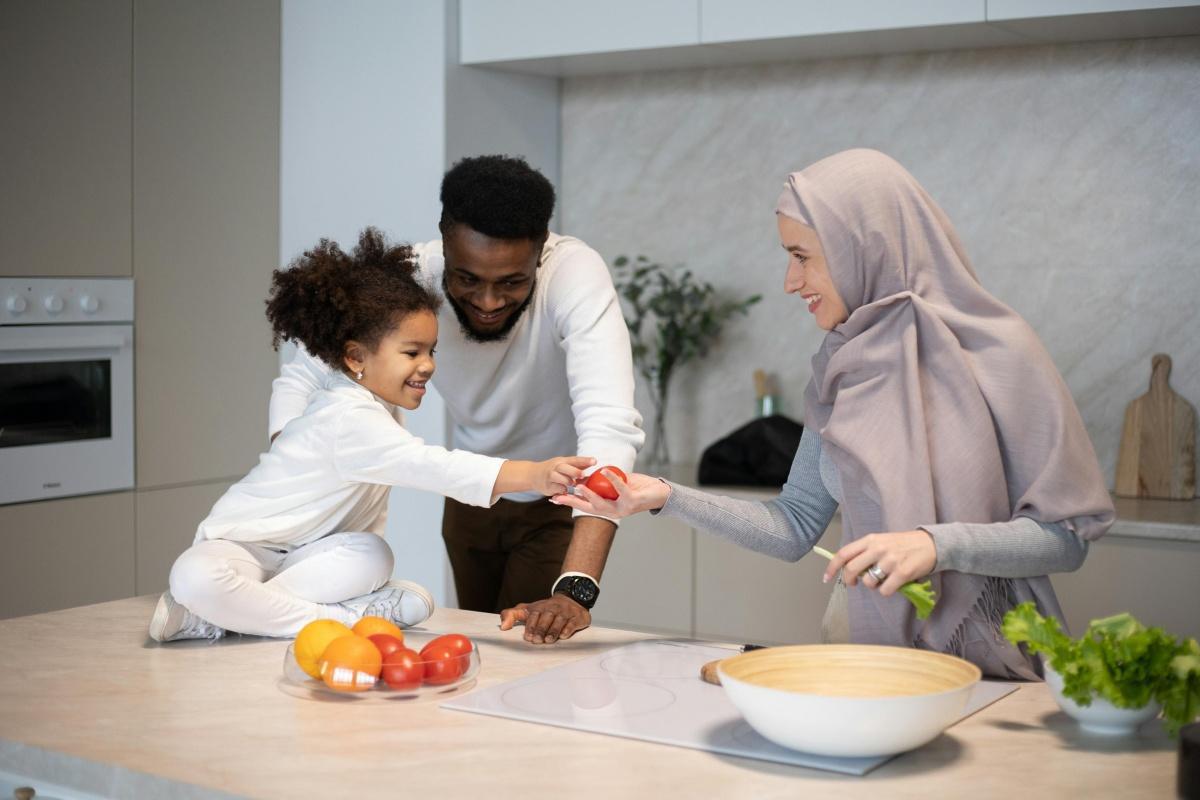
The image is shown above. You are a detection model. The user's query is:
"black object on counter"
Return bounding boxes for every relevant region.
[697,414,803,487]
[1181,722,1200,800]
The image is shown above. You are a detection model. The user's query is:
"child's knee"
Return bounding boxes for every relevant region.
[355,534,394,582]
[168,547,225,607]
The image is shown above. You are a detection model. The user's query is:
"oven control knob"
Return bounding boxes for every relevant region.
[44,294,65,314]
[80,294,100,314]
[6,296,27,314]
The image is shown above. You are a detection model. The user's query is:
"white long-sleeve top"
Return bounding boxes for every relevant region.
[269,233,645,503]
[197,372,504,547]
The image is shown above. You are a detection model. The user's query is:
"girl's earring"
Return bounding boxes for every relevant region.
[355,370,364,381]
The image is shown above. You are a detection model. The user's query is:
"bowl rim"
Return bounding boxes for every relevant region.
[717,643,982,700]
[1042,661,1161,715]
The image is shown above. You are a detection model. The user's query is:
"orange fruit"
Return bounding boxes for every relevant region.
[351,615,405,643]
[320,634,383,693]
[293,619,354,679]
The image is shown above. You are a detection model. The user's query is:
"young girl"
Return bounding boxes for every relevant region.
[150,228,593,642]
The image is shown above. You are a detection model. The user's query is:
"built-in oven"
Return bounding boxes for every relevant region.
[0,278,134,505]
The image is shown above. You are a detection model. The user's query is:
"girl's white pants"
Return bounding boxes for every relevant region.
[168,532,393,637]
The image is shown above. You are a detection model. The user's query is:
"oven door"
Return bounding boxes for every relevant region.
[0,324,134,504]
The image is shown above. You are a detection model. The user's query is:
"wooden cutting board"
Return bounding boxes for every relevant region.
[1114,354,1197,499]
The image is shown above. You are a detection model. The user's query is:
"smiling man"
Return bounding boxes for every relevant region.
[268,155,644,644]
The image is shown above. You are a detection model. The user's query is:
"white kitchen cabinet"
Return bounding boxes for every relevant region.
[986,0,1200,40]
[460,0,1200,76]
[590,512,694,636]
[0,491,135,619]
[700,0,986,43]
[459,0,699,64]
[0,0,132,277]
[988,0,1199,20]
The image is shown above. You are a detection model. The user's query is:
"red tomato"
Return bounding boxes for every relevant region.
[419,634,473,685]
[584,466,627,501]
[421,633,473,658]
[380,647,424,690]
[367,633,405,660]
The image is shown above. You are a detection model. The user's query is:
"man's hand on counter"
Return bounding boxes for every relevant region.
[499,595,591,645]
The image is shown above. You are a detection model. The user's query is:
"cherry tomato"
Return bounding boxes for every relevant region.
[419,634,473,685]
[380,647,424,690]
[584,466,627,501]
[367,633,406,660]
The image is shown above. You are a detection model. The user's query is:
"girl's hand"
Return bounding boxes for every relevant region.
[533,456,596,496]
[823,530,937,597]
[551,470,671,519]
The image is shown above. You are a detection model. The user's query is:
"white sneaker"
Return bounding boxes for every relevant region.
[342,580,434,628]
[148,592,224,643]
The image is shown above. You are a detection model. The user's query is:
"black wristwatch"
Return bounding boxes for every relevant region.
[552,573,600,610]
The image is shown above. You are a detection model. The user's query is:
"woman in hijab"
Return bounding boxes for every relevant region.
[554,149,1113,678]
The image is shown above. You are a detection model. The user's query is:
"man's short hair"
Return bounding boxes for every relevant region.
[439,154,555,240]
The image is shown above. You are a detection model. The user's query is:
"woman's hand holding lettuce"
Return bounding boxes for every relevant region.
[812,545,937,620]
[1002,602,1200,735]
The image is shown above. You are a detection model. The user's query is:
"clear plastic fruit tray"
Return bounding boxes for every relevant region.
[278,631,481,703]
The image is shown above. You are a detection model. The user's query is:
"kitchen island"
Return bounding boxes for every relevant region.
[0,597,1178,799]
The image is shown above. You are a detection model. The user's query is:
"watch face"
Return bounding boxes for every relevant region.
[559,576,598,607]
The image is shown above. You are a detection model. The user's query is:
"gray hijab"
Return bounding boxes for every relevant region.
[777,149,1114,678]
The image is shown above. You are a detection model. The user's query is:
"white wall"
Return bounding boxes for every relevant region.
[280,1,565,609]
[281,0,454,604]
[561,36,1200,484]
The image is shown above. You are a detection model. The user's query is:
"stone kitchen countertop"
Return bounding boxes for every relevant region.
[0,596,1181,799]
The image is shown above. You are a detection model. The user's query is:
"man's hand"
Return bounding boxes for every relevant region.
[499,594,591,645]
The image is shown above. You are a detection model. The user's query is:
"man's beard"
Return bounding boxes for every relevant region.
[441,273,537,343]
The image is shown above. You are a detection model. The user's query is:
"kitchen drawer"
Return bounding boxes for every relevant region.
[0,491,135,619]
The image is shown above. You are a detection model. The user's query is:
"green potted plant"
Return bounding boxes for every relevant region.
[612,255,761,467]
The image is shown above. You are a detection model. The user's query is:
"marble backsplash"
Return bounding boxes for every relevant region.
[560,35,1200,487]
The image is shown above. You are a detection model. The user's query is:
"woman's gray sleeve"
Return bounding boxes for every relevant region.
[653,427,839,562]
[922,517,1089,577]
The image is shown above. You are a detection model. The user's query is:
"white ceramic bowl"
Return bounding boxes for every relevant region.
[718,644,981,758]
[1043,663,1159,735]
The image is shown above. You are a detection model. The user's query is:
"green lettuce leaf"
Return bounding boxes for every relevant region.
[899,580,937,621]
[1002,602,1200,736]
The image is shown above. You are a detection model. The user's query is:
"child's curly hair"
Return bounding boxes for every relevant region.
[266,227,441,370]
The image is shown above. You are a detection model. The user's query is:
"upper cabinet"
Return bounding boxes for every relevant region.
[986,0,1200,41]
[988,0,1199,20]
[459,0,700,64]
[459,0,1200,75]
[0,0,132,277]
[700,0,986,43]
